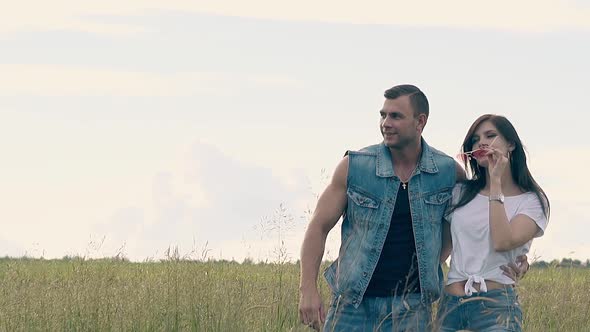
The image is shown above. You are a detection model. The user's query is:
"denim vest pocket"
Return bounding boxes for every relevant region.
[346,185,381,224]
[423,189,452,222]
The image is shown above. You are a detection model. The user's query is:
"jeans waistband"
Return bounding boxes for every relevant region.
[443,286,516,302]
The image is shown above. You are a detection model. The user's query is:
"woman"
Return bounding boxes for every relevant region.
[437,114,550,331]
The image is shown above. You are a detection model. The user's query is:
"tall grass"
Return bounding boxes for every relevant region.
[517,267,590,331]
[1,257,589,331]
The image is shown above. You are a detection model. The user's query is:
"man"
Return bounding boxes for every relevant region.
[298,84,526,331]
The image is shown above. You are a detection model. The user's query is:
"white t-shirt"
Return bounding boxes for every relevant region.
[446,184,548,295]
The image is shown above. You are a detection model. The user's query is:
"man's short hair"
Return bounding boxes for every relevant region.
[384,84,429,118]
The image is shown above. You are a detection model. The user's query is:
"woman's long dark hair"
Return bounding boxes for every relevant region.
[451,114,550,217]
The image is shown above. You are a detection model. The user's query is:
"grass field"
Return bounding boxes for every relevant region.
[1,258,589,331]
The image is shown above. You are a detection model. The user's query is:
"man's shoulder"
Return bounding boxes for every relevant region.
[347,143,382,156]
[423,142,457,176]
[427,144,453,160]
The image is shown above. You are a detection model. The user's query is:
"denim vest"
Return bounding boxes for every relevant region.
[324,139,456,307]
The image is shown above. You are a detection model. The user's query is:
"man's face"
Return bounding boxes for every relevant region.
[379,96,425,149]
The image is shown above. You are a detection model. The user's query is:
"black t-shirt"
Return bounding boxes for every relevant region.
[364,182,421,297]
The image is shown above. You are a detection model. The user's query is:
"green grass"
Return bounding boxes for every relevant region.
[516,267,590,331]
[1,258,589,331]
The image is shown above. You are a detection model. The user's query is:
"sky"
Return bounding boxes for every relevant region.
[1,1,589,263]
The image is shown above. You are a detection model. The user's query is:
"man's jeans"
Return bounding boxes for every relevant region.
[436,287,523,332]
[323,293,432,332]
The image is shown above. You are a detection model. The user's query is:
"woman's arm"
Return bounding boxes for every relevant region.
[487,149,541,251]
[489,196,539,251]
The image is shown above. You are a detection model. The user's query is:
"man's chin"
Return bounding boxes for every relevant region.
[383,140,400,148]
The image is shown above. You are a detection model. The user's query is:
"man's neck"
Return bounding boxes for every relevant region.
[388,139,422,168]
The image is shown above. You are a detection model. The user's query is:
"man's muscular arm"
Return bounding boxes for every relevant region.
[455,161,466,182]
[298,156,349,330]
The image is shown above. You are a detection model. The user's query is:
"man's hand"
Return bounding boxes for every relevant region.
[501,254,529,282]
[298,287,326,331]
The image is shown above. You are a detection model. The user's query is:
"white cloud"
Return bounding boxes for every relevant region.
[1,0,588,35]
[0,64,302,97]
[0,2,147,36]
[185,0,590,31]
[516,146,590,261]
[527,146,590,201]
[88,141,314,261]
[531,201,590,261]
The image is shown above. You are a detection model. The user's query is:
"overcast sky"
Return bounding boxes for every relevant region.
[1,1,589,262]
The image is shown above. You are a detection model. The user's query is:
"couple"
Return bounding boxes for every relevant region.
[298,84,549,331]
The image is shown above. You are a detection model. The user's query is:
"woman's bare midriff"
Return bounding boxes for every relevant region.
[445,280,514,296]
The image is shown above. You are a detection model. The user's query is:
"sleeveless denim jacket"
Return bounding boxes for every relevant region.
[324,139,456,307]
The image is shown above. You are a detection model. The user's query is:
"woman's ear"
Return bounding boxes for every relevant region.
[508,142,516,152]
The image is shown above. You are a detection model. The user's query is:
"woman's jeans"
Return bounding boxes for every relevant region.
[436,287,523,332]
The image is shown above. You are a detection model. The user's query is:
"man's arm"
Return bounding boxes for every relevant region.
[439,161,463,263]
[455,161,466,182]
[501,255,529,281]
[298,156,349,330]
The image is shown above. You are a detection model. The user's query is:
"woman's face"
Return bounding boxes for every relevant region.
[470,120,513,168]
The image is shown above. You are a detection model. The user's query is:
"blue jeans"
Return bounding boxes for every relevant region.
[436,287,523,332]
[323,293,432,332]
